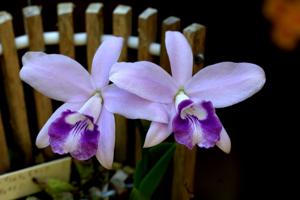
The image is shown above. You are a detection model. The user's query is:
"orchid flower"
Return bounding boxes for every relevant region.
[20,36,168,168]
[110,31,266,153]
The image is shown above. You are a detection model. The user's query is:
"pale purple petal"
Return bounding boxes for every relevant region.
[96,107,115,169]
[185,62,266,108]
[216,127,231,153]
[102,85,169,123]
[36,102,83,148]
[110,61,178,103]
[173,112,194,149]
[165,31,193,85]
[48,111,99,160]
[20,52,94,102]
[172,100,222,149]
[197,101,222,148]
[91,36,123,89]
[144,122,171,148]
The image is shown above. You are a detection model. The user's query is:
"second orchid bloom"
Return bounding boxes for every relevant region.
[110,31,266,153]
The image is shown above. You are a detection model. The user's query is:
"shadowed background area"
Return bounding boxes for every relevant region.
[0,0,296,199]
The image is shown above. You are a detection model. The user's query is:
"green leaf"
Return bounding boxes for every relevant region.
[129,187,149,200]
[131,142,176,199]
[133,142,174,187]
[139,143,175,197]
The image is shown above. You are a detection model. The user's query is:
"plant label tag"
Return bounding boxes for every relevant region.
[0,157,71,200]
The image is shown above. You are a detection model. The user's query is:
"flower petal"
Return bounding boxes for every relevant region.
[173,113,194,149]
[102,85,169,123]
[20,52,94,102]
[110,61,178,103]
[165,31,193,85]
[216,127,231,154]
[173,100,222,149]
[144,122,171,148]
[197,101,222,148]
[36,102,83,148]
[185,62,266,108]
[91,36,123,89]
[48,111,99,160]
[96,107,115,169]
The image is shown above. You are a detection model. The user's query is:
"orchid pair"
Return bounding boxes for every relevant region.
[20,31,265,169]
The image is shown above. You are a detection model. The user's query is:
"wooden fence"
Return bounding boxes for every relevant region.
[0,3,206,200]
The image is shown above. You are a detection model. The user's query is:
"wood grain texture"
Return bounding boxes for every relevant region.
[0,11,32,164]
[112,5,132,162]
[58,2,75,58]
[85,3,103,71]
[23,6,53,129]
[183,23,206,74]
[23,6,54,159]
[0,114,10,173]
[160,16,181,73]
[113,5,132,61]
[171,24,206,200]
[138,8,157,61]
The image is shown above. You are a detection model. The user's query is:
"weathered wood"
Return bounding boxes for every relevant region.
[58,2,75,58]
[134,123,142,165]
[114,114,128,163]
[0,113,10,173]
[138,8,157,61]
[113,5,132,61]
[160,16,181,73]
[23,6,54,159]
[112,5,132,163]
[85,3,103,71]
[0,157,71,200]
[171,24,206,200]
[0,11,32,164]
[183,23,206,74]
[23,6,53,129]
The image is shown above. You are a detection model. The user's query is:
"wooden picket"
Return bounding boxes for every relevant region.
[0,3,206,200]
[171,23,206,200]
[0,113,9,173]
[85,3,103,71]
[0,11,32,165]
[58,3,75,58]
[113,5,132,163]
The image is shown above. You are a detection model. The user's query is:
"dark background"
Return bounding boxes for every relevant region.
[0,0,297,199]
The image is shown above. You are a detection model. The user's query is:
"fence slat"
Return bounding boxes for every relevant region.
[85,3,103,71]
[184,23,206,74]
[113,5,132,61]
[23,6,53,130]
[0,113,10,173]
[58,3,75,58]
[171,24,206,200]
[138,8,157,61]
[23,6,55,159]
[0,11,32,164]
[112,5,132,163]
[160,16,181,73]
